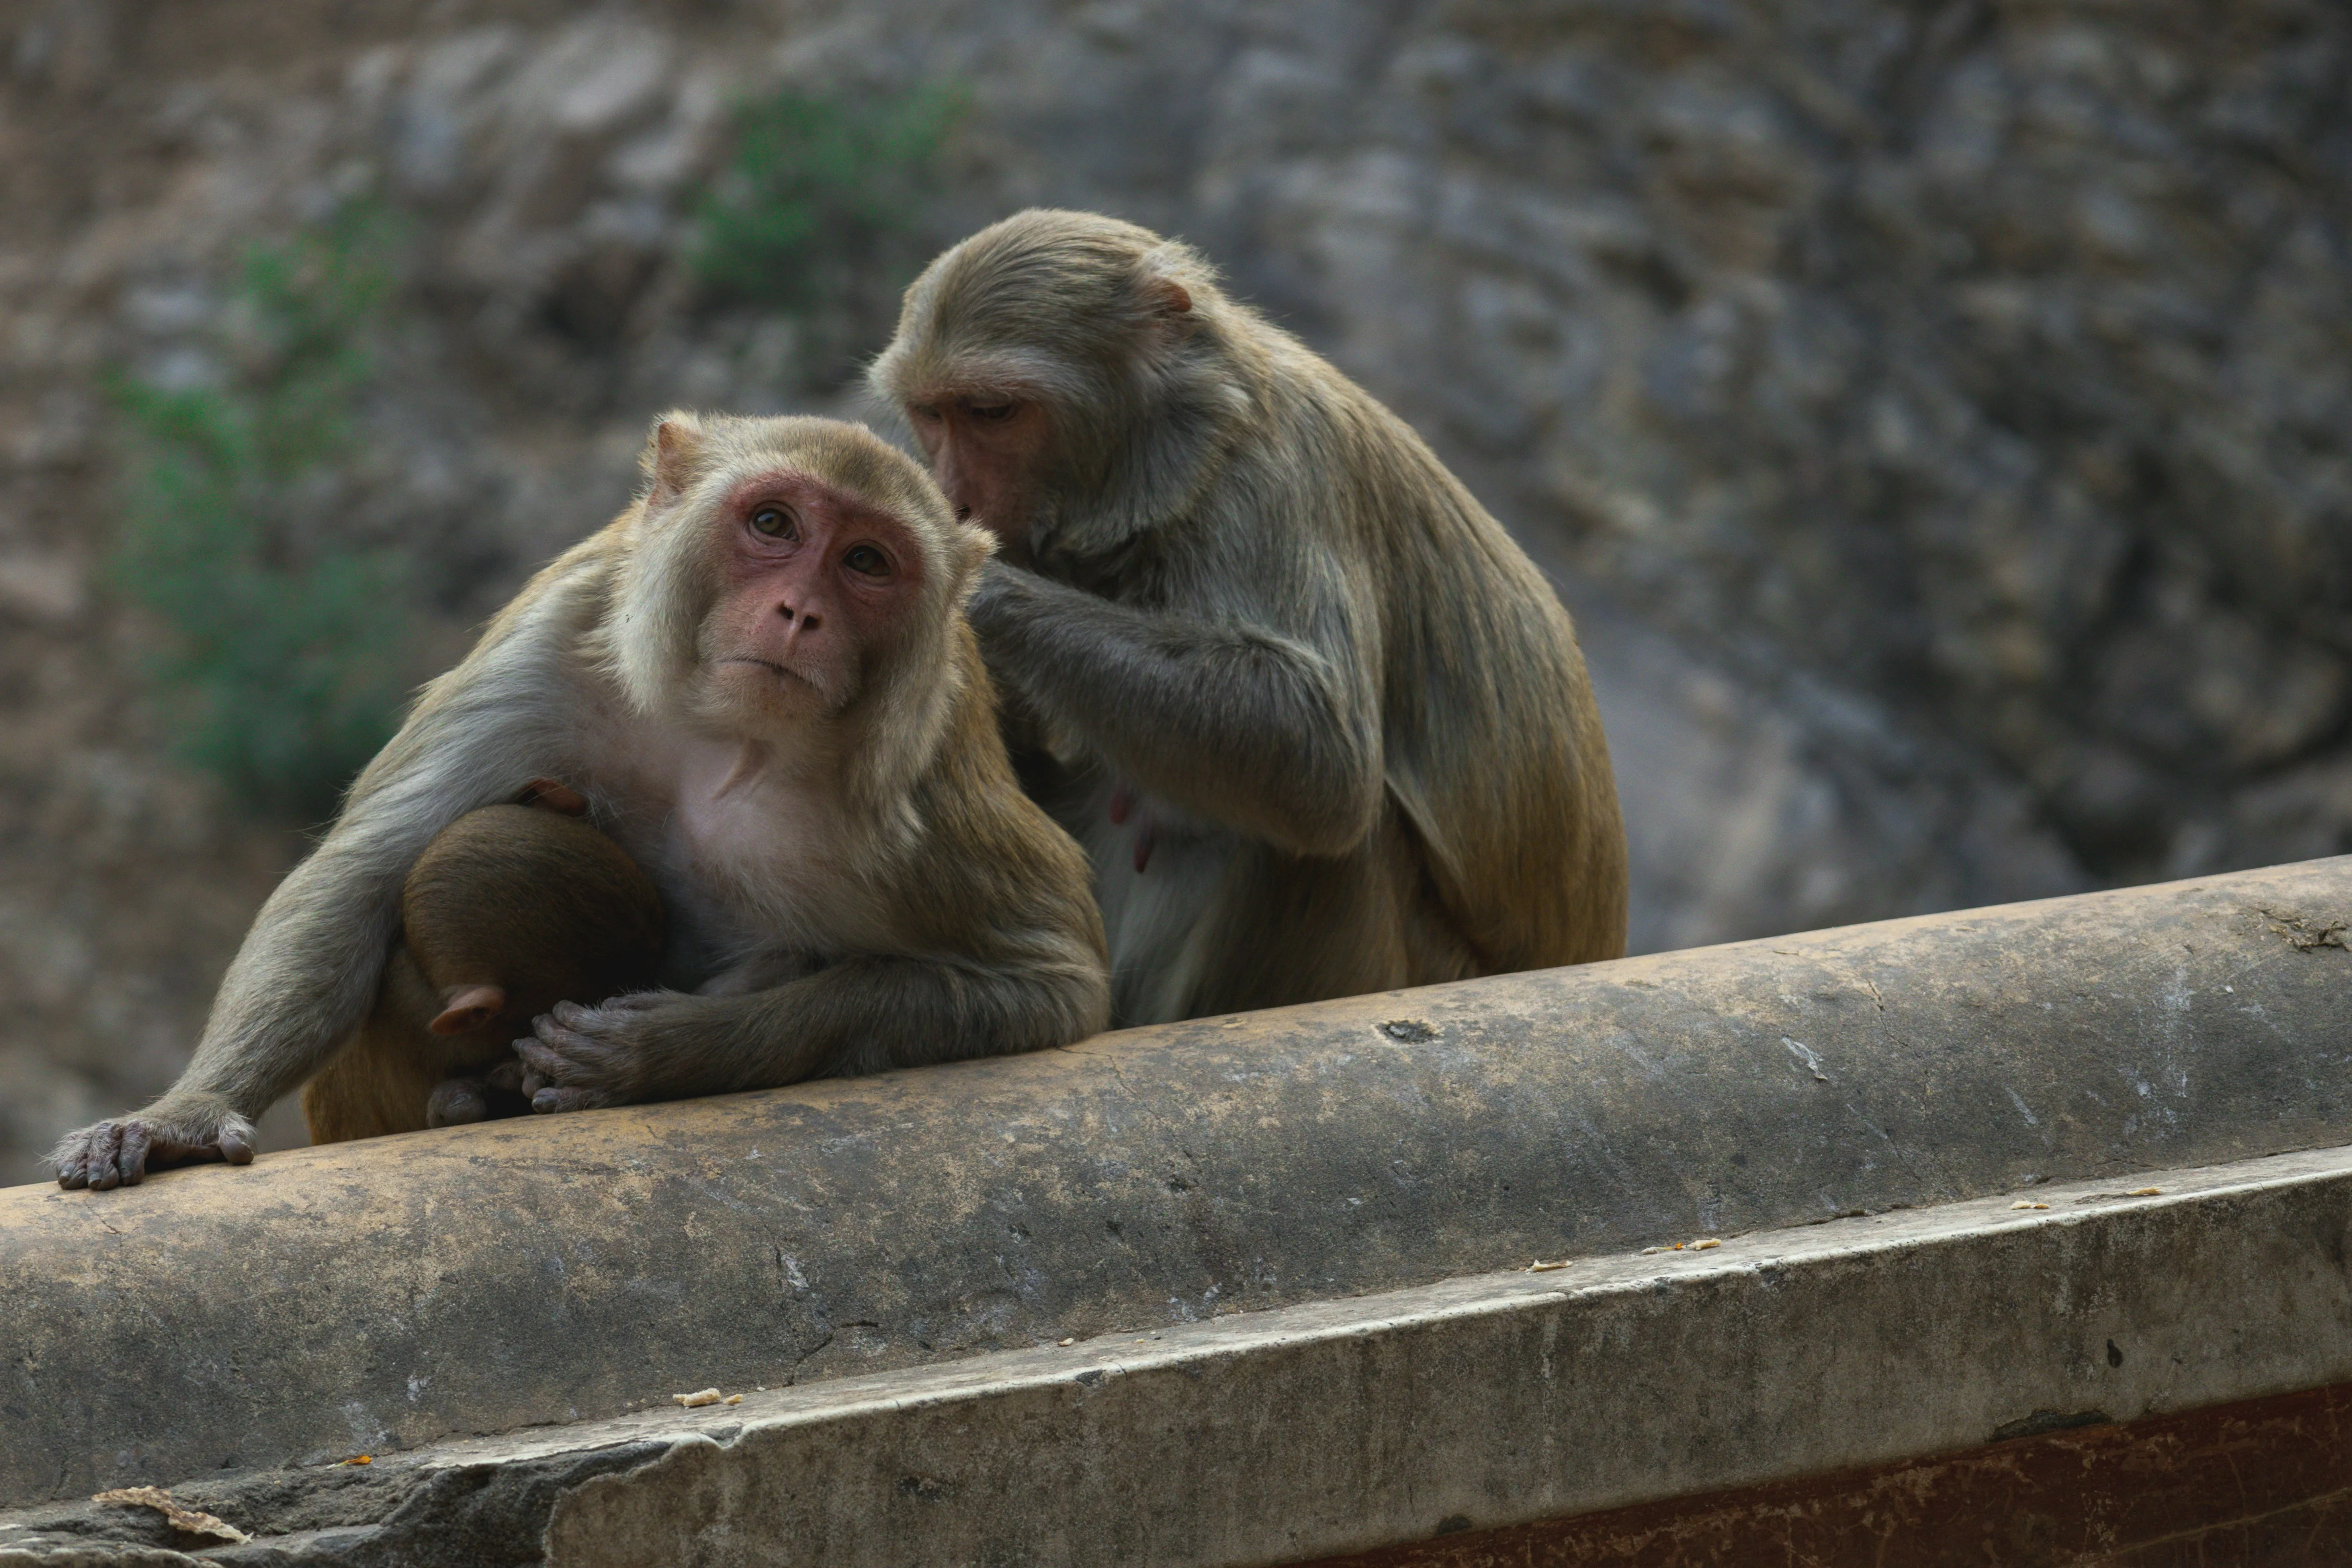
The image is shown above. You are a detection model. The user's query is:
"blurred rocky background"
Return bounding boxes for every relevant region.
[2,0,2346,1181]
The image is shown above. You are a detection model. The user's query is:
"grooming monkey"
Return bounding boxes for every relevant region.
[872,210,1627,1026]
[301,789,666,1144]
[56,416,1109,1190]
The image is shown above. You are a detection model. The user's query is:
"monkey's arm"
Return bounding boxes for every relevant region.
[53,803,446,1189]
[53,564,607,1190]
[968,562,1382,856]
[517,946,1108,1109]
[522,751,1108,1105]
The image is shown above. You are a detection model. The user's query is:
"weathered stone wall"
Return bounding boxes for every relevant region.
[2,0,2349,1179]
[2,858,2349,1563]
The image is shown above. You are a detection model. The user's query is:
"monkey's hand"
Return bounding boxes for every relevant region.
[515,993,684,1114]
[51,1097,257,1191]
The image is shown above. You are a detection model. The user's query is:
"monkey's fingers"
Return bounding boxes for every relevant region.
[116,1123,157,1188]
[486,1059,527,1094]
[142,1134,239,1172]
[52,1130,94,1190]
[515,1032,589,1086]
[594,990,672,1014]
[84,1121,127,1192]
[530,1085,616,1116]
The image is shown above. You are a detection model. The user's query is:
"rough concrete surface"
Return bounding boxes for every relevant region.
[1303,1381,2352,1567]
[6,1144,2351,1565]
[1,856,2348,1532]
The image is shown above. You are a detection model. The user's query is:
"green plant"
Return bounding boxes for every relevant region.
[110,204,414,821]
[691,81,962,324]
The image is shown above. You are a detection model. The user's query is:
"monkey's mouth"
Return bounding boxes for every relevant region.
[718,656,817,691]
[717,656,849,710]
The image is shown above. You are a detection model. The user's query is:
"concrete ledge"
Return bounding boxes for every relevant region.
[1304,1380,2352,1566]
[2,858,2350,1545]
[6,1143,2352,1563]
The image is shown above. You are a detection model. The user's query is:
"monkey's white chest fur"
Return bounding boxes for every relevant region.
[590,727,885,987]
[1077,781,1237,1027]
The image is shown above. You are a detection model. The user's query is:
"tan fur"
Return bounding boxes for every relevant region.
[873,210,1627,1025]
[302,803,665,1144]
[54,415,1107,1189]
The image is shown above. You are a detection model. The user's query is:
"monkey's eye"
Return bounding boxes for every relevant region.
[910,404,942,422]
[968,403,1015,422]
[843,545,891,578]
[749,506,797,539]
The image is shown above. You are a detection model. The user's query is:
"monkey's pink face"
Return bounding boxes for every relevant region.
[701,470,925,717]
[904,395,1051,550]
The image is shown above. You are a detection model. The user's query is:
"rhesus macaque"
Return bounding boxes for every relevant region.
[871,209,1627,1027]
[301,789,666,1144]
[54,415,1109,1190]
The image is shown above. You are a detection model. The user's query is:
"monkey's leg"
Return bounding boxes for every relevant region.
[302,1031,445,1143]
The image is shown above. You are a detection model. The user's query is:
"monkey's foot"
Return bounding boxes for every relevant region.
[52,1109,256,1191]
[425,1075,533,1128]
[426,1078,490,1127]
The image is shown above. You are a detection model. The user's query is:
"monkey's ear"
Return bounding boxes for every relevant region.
[642,412,706,499]
[953,519,997,574]
[429,985,507,1035]
[1147,277,1192,315]
[1137,248,1194,318]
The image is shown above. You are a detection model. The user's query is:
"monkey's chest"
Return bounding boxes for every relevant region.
[1069,779,1238,1025]
[604,773,874,984]
[662,793,860,957]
